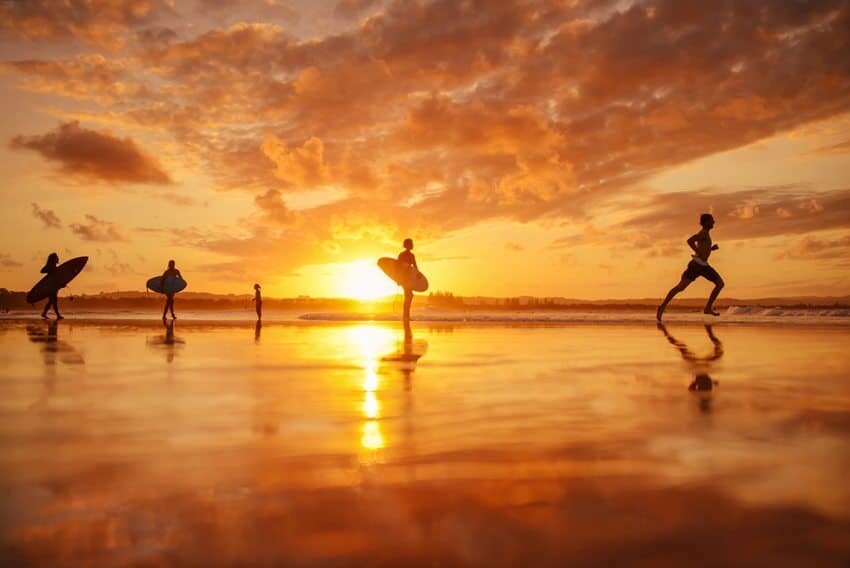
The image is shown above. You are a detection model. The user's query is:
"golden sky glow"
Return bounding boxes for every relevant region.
[1,0,849,299]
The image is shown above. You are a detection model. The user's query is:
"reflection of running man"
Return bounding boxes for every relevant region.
[657,213,725,321]
[657,323,723,391]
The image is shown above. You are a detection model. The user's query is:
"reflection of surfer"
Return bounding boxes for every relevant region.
[253,283,262,320]
[40,253,62,320]
[658,323,722,392]
[146,319,184,364]
[381,321,426,391]
[398,239,417,324]
[161,260,184,320]
[254,319,262,343]
[26,320,85,409]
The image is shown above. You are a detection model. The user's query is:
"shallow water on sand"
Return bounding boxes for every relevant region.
[0,320,848,566]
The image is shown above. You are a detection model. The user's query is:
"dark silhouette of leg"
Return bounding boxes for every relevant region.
[403,289,413,323]
[657,278,692,321]
[704,278,724,316]
[51,293,62,319]
[163,296,170,320]
[41,298,51,318]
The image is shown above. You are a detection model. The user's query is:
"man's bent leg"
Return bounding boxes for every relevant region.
[704,277,725,316]
[657,278,692,321]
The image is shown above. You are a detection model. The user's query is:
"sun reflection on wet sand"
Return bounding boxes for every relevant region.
[348,325,394,457]
[0,320,848,566]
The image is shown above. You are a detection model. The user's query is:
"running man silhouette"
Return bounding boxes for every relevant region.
[161,260,184,320]
[657,213,725,321]
[40,252,62,320]
[252,283,262,320]
[398,238,417,323]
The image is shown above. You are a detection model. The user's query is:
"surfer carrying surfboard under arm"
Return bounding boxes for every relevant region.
[398,238,417,323]
[40,253,62,320]
[161,260,184,320]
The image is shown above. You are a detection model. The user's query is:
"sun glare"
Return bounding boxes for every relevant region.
[340,259,400,301]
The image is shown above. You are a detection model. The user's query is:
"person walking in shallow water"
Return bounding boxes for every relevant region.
[398,238,417,323]
[40,253,63,320]
[161,260,184,320]
[252,283,262,321]
[657,213,725,321]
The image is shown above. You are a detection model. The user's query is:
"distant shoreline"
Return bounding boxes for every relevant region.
[1,289,848,312]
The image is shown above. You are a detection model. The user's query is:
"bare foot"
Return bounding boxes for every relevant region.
[41,313,49,319]
[703,308,720,316]
[56,315,64,320]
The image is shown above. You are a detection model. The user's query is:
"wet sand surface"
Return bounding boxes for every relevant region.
[1,319,848,566]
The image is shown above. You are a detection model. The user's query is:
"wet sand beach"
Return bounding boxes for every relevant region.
[1,319,848,566]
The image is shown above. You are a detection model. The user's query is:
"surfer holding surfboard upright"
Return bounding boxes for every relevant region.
[398,239,417,323]
[39,253,62,320]
[377,239,428,323]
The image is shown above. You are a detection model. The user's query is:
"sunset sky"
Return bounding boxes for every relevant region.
[1,0,848,300]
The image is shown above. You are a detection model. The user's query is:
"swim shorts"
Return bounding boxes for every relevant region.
[682,259,721,283]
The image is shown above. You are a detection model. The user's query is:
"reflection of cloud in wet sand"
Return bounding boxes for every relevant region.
[2,473,848,567]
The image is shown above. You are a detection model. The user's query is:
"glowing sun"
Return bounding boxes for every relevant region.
[339,259,400,301]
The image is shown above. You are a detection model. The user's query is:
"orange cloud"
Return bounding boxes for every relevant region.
[4,0,849,283]
[261,135,330,189]
[70,215,130,242]
[775,234,850,262]
[0,253,23,269]
[31,203,62,229]
[0,0,169,49]
[10,122,172,185]
[335,0,382,19]
[4,55,146,104]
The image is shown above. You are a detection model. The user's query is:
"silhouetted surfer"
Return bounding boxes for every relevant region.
[253,283,262,320]
[398,238,417,323]
[657,213,724,321]
[40,253,62,320]
[161,260,184,320]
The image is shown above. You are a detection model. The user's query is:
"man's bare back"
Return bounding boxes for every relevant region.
[688,228,713,262]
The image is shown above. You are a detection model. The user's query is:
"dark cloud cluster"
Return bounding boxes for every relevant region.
[10,121,172,185]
